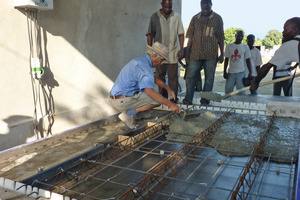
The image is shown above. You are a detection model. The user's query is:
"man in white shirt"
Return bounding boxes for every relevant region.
[250,17,300,92]
[223,30,252,94]
[245,34,262,94]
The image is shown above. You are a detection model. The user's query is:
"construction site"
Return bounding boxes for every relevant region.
[1,94,300,199]
[1,0,300,200]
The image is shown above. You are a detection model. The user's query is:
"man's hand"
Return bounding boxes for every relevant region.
[169,103,181,113]
[177,49,183,59]
[218,54,224,63]
[223,71,228,79]
[288,63,298,71]
[250,63,273,91]
[248,73,252,80]
[167,88,176,100]
[250,81,259,91]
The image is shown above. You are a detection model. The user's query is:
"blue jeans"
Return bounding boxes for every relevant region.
[225,72,245,94]
[184,60,217,103]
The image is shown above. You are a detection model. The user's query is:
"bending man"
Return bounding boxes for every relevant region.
[109,42,181,129]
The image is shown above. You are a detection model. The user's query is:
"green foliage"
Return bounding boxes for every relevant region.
[254,38,263,46]
[262,30,282,49]
[224,28,247,45]
[223,28,282,50]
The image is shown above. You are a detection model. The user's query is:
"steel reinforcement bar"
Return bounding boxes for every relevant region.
[35,118,171,192]
[230,111,276,200]
[119,109,234,200]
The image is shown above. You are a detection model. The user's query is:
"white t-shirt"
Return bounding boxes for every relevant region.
[269,35,300,70]
[245,47,262,77]
[225,43,251,73]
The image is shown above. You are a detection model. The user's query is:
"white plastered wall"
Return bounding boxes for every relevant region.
[0,0,182,150]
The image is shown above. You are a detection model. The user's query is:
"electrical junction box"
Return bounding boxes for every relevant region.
[14,0,53,10]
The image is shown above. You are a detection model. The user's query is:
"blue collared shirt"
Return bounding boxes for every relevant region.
[110,55,155,96]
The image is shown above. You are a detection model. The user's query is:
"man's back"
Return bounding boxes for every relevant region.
[111,55,154,96]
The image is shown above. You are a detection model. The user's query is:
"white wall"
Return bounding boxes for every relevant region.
[0,0,182,150]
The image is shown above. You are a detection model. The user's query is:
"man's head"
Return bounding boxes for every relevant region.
[161,0,173,16]
[235,30,244,44]
[247,34,255,48]
[146,42,169,67]
[200,0,212,17]
[282,17,300,42]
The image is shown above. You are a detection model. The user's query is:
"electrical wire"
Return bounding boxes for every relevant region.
[26,8,53,139]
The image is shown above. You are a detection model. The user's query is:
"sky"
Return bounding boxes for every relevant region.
[182,0,300,39]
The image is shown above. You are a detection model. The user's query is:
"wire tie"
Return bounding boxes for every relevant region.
[59,186,66,193]
[16,184,26,190]
[32,179,39,185]
[27,191,38,196]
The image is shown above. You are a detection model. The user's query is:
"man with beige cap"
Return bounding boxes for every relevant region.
[109,42,181,129]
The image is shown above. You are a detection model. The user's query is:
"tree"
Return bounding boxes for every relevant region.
[224,28,247,45]
[262,30,282,49]
[254,38,263,46]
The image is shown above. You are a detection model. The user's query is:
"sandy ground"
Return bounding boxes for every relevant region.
[179,61,300,97]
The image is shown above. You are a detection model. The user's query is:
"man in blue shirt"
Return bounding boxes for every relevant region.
[110,42,181,129]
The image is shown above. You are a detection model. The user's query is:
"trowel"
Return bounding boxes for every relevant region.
[178,109,201,120]
[200,73,300,102]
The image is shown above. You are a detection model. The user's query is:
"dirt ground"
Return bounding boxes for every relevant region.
[179,58,300,97]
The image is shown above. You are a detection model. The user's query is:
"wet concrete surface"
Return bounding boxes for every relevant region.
[0,109,169,182]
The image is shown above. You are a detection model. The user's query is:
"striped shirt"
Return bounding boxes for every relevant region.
[146,11,184,64]
[187,11,224,60]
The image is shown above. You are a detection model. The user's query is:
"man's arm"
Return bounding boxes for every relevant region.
[223,57,229,79]
[250,63,274,91]
[185,39,192,65]
[246,58,252,78]
[218,40,224,63]
[256,65,261,73]
[144,88,181,113]
[177,34,185,58]
[147,34,153,46]
[154,77,175,100]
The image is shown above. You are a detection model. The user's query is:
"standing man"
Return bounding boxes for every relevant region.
[183,0,224,106]
[245,34,262,94]
[146,0,185,103]
[109,42,181,129]
[223,30,252,94]
[250,17,300,92]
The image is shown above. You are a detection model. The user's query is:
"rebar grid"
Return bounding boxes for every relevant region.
[118,109,234,200]
[230,111,277,200]
[31,123,295,200]
[27,109,298,200]
[34,118,171,192]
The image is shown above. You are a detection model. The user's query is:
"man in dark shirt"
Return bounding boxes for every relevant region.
[183,0,224,105]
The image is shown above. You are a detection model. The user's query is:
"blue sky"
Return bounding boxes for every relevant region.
[182,0,300,39]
